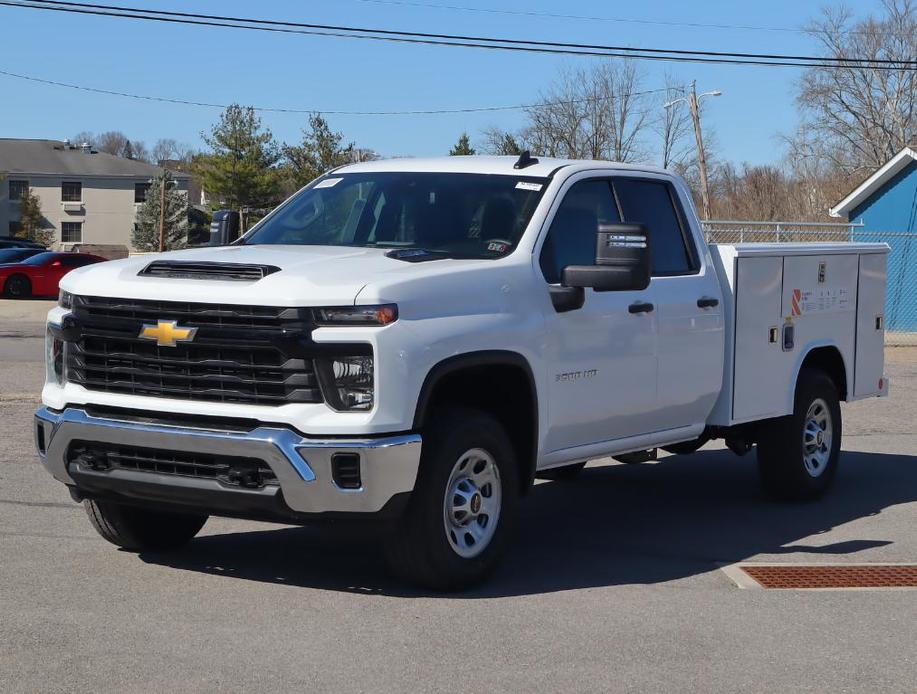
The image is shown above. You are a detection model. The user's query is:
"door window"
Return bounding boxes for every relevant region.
[539,180,620,284]
[614,178,696,276]
[61,255,93,267]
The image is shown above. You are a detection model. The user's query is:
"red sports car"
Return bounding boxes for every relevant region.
[0,252,107,298]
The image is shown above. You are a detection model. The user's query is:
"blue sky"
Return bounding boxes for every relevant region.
[0,0,885,165]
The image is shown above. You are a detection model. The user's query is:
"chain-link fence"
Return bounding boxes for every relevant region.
[703,220,917,346]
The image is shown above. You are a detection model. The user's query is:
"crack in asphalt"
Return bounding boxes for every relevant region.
[0,498,75,509]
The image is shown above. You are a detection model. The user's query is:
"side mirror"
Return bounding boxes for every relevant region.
[562,223,650,292]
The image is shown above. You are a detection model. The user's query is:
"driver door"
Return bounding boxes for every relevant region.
[539,178,658,454]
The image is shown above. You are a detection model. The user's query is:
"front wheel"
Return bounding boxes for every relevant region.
[84,499,208,551]
[757,368,842,500]
[384,407,518,591]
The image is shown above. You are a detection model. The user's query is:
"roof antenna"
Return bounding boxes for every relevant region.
[513,150,539,169]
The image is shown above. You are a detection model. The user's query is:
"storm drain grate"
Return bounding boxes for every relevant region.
[738,565,917,589]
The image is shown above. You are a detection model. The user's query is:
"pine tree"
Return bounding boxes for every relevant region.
[122,140,135,160]
[449,133,476,156]
[132,171,189,251]
[284,114,355,189]
[17,189,53,247]
[194,104,283,210]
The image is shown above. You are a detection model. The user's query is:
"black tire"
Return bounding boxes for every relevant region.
[384,407,519,591]
[536,461,586,481]
[757,368,842,500]
[4,274,31,298]
[84,499,208,551]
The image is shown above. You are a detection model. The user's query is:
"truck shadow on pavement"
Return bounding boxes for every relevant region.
[138,449,916,597]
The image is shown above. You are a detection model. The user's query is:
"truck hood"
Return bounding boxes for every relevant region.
[59,244,484,306]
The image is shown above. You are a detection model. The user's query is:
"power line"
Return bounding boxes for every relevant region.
[16,0,915,66]
[0,68,676,116]
[351,0,905,37]
[3,0,915,70]
[351,0,813,35]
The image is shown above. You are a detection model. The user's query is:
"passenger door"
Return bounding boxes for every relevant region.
[613,177,724,432]
[539,178,658,453]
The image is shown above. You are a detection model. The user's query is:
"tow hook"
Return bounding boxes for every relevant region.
[223,464,265,489]
[74,452,111,472]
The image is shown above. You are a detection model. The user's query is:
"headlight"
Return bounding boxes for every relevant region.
[46,328,65,386]
[316,355,374,411]
[316,304,397,326]
[59,289,73,309]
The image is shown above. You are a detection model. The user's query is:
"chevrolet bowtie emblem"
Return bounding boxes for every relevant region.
[138,320,198,347]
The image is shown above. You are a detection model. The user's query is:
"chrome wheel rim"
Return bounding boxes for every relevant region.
[443,448,502,559]
[802,398,832,477]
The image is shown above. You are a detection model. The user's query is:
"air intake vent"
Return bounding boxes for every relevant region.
[139,261,281,282]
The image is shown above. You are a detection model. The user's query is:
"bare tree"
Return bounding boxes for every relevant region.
[95,131,129,156]
[797,0,917,174]
[480,127,525,155]
[655,74,694,169]
[152,138,195,165]
[70,131,94,147]
[523,62,650,163]
[131,140,151,163]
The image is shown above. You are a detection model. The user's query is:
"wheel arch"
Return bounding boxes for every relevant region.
[413,350,539,494]
[794,343,848,402]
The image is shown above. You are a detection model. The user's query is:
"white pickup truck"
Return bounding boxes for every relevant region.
[35,155,889,589]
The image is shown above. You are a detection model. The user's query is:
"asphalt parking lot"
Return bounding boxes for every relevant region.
[1,299,916,693]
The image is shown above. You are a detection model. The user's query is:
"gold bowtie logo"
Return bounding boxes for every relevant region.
[138,320,198,347]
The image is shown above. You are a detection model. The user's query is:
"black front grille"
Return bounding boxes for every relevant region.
[139,261,281,281]
[67,296,324,406]
[68,441,278,488]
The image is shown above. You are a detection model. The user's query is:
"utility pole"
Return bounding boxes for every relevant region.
[665,81,721,220]
[158,176,167,252]
[687,82,712,220]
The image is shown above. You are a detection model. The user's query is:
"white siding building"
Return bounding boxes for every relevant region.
[0,138,191,250]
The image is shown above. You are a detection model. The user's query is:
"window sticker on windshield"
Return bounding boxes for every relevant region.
[487,241,510,253]
[515,181,543,191]
[314,177,343,189]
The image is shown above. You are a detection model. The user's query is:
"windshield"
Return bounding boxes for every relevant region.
[0,249,41,263]
[20,252,56,265]
[242,172,549,259]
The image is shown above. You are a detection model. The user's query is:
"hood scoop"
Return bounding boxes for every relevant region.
[139,260,281,282]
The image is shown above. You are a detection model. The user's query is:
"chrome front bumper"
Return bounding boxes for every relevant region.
[34,407,422,516]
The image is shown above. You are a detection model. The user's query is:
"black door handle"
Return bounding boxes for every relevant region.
[697,297,719,309]
[628,301,655,314]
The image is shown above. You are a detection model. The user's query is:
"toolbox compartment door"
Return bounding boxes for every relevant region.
[854,252,887,397]
[732,256,787,421]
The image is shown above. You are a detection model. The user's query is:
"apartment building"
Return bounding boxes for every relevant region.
[0,138,191,249]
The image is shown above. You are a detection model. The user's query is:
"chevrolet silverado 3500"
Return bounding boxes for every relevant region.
[35,155,889,589]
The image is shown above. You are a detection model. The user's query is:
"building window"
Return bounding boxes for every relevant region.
[8,180,29,201]
[61,221,82,243]
[61,181,82,202]
[8,221,22,235]
[134,182,151,203]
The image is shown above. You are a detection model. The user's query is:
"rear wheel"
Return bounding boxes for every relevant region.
[384,407,518,591]
[84,499,208,551]
[4,274,31,298]
[757,368,842,500]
